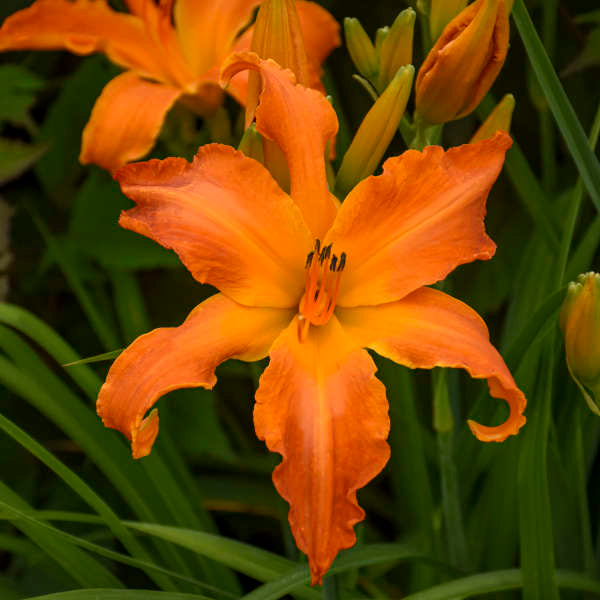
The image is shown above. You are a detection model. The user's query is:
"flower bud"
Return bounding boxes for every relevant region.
[335,65,414,199]
[247,0,309,126]
[344,17,378,82]
[415,0,509,125]
[376,8,415,93]
[470,93,515,143]
[429,0,468,42]
[560,272,600,415]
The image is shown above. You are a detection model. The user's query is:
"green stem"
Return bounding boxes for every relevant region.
[434,371,471,573]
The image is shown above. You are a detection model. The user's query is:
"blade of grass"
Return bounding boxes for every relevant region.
[0,408,177,591]
[517,343,559,600]
[0,303,240,592]
[241,543,437,600]
[126,521,319,600]
[0,483,123,589]
[0,346,199,584]
[512,0,600,212]
[24,592,214,600]
[0,302,104,399]
[0,501,233,599]
[399,569,600,599]
[376,358,439,590]
[539,0,558,193]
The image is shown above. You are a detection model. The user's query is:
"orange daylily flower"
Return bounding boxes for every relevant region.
[97,53,526,583]
[0,0,340,172]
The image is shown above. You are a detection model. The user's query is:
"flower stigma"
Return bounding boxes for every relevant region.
[297,239,346,342]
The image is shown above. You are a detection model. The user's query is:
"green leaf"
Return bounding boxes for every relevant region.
[0,484,123,589]
[0,138,47,185]
[242,543,433,600]
[0,404,177,591]
[512,0,600,214]
[518,345,560,599]
[35,57,116,200]
[63,349,123,367]
[399,569,600,598]
[24,592,213,600]
[0,64,44,127]
[0,502,222,596]
[125,522,320,600]
[69,170,180,270]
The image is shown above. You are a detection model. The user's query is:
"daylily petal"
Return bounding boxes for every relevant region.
[221,52,339,238]
[296,0,341,89]
[80,72,181,173]
[116,143,313,307]
[0,0,164,80]
[255,316,390,583]
[326,132,512,307]
[174,0,261,75]
[337,287,526,442]
[98,293,293,459]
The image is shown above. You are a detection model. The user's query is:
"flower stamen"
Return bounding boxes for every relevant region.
[298,240,346,342]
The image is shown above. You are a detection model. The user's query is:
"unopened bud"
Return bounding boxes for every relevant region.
[470,93,515,143]
[560,272,600,415]
[344,17,378,82]
[429,0,468,42]
[247,0,309,126]
[335,65,414,199]
[415,0,509,125]
[376,8,415,93]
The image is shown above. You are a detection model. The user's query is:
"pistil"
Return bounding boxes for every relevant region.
[298,240,346,342]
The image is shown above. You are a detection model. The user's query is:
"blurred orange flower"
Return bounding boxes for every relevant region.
[416,0,509,125]
[97,53,526,584]
[0,0,339,172]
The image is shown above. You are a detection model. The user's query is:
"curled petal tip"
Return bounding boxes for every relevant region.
[131,408,159,459]
[467,402,526,443]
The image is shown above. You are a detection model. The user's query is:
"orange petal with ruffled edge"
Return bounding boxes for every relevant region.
[116,143,313,307]
[0,0,166,80]
[325,132,512,307]
[221,52,338,238]
[79,72,181,173]
[255,316,390,584]
[174,0,260,75]
[337,287,526,442]
[98,293,294,459]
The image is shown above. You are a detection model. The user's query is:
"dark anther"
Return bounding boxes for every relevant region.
[305,251,314,268]
[315,239,321,253]
[330,255,338,271]
[337,252,346,271]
